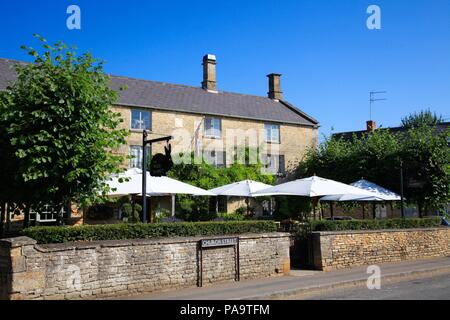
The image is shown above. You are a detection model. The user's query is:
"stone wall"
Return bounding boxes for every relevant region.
[312,228,450,271]
[0,233,290,300]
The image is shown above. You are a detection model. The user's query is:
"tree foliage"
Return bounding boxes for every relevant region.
[298,114,449,214]
[0,35,128,213]
[167,151,275,221]
[401,109,444,128]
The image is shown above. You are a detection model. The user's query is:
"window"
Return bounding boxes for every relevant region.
[203,150,226,168]
[204,118,222,138]
[209,196,227,213]
[131,110,151,130]
[263,154,285,176]
[264,124,280,143]
[129,145,151,169]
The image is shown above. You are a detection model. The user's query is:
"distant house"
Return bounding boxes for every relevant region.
[333,120,449,141]
[0,54,319,218]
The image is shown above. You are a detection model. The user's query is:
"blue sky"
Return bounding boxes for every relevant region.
[1,0,449,138]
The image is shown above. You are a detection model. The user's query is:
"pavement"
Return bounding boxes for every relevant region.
[115,256,450,300]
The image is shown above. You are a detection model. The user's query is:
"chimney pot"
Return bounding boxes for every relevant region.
[366,120,377,132]
[202,54,217,92]
[267,73,283,100]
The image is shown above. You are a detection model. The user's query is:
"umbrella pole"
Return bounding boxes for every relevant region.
[313,202,317,221]
[216,198,219,215]
[311,197,318,221]
[171,195,176,217]
[372,202,376,219]
[362,203,365,220]
[329,202,333,219]
[246,197,250,216]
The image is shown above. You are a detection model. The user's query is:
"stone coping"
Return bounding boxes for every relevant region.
[0,236,37,248]
[312,227,449,236]
[7,232,291,253]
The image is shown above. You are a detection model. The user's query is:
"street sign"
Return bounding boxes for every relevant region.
[201,237,239,248]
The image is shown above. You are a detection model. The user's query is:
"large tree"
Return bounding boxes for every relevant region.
[0,35,128,226]
[298,114,449,216]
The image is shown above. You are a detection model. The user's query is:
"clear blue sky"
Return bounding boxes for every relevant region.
[1,0,449,138]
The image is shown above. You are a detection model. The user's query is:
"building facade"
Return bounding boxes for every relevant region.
[0,55,319,218]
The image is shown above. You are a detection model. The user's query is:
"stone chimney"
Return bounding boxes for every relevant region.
[366,120,376,132]
[267,73,283,100]
[202,54,217,92]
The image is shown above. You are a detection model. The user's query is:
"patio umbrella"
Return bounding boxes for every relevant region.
[320,179,401,202]
[209,180,273,197]
[104,168,215,217]
[105,168,215,197]
[320,179,401,220]
[252,176,376,220]
[252,176,375,198]
[209,180,273,215]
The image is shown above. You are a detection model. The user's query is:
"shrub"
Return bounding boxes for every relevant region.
[289,217,442,242]
[23,221,277,244]
[309,217,442,232]
[214,212,248,221]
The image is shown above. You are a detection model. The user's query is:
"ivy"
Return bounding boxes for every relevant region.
[167,151,275,220]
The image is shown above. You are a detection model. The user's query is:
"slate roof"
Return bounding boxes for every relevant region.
[0,58,319,127]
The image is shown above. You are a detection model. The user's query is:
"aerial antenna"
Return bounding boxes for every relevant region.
[369,91,387,120]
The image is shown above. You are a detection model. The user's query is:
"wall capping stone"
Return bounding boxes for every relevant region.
[0,237,37,248]
[312,227,448,236]
[33,232,291,252]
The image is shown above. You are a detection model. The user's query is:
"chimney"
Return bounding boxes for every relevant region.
[366,120,377,132]
[202,54,217,92]
[267,73,283,100]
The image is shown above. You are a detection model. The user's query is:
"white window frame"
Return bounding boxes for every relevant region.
[264,123,280,144]
[131,109,152,131]
[203,149,226,168]
[263,154,279,175]
[129,145,151,169]
[204,117,222,139]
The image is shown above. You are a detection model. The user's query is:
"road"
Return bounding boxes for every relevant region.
[290,272,450,300]
[114,257,450,300]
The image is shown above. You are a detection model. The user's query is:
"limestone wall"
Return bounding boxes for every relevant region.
[312,228,450,271]
[112,105,318,174]
[0,233,290,300]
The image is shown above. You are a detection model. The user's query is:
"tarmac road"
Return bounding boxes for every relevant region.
[294,272,450,300]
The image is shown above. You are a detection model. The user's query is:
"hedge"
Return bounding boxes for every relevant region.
[22,221,278,244]
[309,217,442,232]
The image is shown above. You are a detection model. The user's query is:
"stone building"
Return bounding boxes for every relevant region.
[0,55,319,219]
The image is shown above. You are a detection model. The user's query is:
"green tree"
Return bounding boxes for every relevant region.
[0,35,128,226]
[401,109,444,128]
[400,124,450,216]
[298,115,449,217]
[167,151,275,221]
[298,129,400,188]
